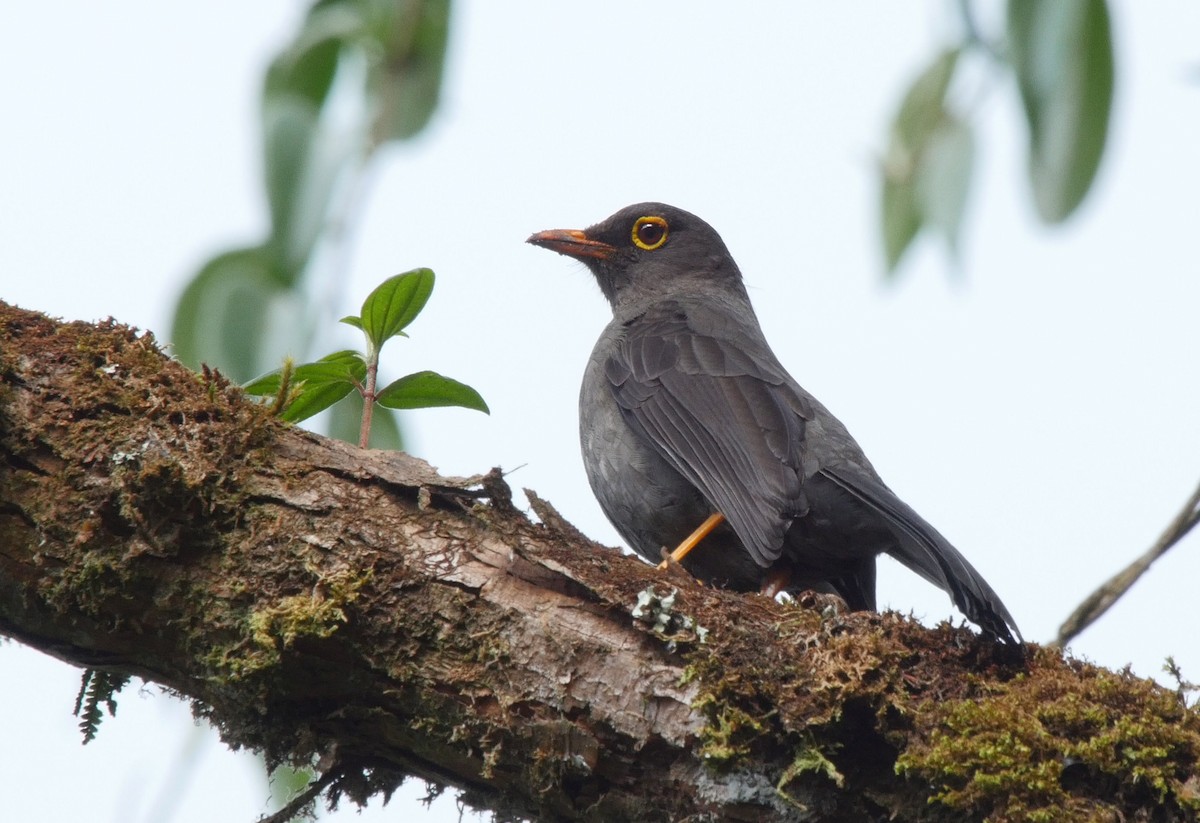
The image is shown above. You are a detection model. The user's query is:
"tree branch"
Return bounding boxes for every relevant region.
[1055,479,1200,648]
[2,301,1198,822]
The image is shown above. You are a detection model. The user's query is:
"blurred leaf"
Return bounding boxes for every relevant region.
[262,96,321,279]
[340,315,363,330]
[915,117,975,257]
[329,391,406,450]
[893,49,960,152]
[880,48,962,272]
[264,30,341,110]
[881,175,922,273]
[376,370,488,413]
[360,268,435,350]
[171,247,286,381]
[262,1,369,284]
[265,2,364,107]
[244,350,365,423]
[365,0,452,144]
[170,0,447,462]
[1008,0,1114,223]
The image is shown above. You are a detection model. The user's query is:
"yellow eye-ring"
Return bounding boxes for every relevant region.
[631,215,669,251]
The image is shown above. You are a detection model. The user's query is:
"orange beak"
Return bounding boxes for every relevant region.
[526,228,616,261]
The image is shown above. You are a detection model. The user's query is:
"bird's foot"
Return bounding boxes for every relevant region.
[795,590,849,619]
[657,546,699,586]
[760,567,792,599]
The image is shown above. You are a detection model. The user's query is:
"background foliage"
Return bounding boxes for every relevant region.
[173,0,452,449]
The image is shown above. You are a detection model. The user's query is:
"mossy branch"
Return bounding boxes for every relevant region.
[1,300,1198,823]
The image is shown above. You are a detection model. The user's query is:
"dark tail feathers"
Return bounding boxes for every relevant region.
[824,469,1021,645]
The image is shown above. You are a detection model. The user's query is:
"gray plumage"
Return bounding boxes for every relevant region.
[528,203,1020,644]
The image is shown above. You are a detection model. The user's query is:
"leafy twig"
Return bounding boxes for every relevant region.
[244,269,488,447]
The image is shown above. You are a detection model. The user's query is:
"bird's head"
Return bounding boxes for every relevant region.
[527,202,744,310]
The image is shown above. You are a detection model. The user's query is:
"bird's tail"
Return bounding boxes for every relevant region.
[824,470,1021,644]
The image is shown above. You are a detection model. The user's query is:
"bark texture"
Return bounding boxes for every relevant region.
[1,301,1198,823]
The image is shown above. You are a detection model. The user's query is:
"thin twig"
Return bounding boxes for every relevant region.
[256,767,342,823]
[358,356,377,449]
[1054,478,1200,648]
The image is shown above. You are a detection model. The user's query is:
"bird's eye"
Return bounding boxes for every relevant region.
[631,216,668,251]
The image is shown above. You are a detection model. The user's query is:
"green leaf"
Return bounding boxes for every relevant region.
[364,0,451,143]
[376,371,489,414]
[359,268,435,350]
[280,379,358,423]
[261,95,321,279]
[296,350,366,383]
[261,11,363,284]
[264,3,364,108]
[882,175,921,273]
[242,371,283,397]
[893,49,960,152]
[880,48,962,272]
[340,315,363,330]
[245,350,366,423]
[264,29,341,111]
[1007,0,1114,223]
[915,117,975,257]
[171,246,295,382]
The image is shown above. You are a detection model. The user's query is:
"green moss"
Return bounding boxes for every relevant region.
[675,599,1200,820]
[202,639,277,681]
[248,566,371,654]
[777,736,845,804]
[44,550,135,618]
[198,566,377,680]
[692,691,772,766]
[683,600,911,772]
[897,662,1200,821]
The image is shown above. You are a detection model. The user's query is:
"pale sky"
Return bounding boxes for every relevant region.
[3,3,1199,821]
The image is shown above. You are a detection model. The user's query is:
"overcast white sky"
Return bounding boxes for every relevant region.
[3,2,1200,821]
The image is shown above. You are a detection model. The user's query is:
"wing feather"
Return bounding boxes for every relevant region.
[607,300,809,566]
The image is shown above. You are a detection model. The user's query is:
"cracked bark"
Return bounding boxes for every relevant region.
[2,301,1198,823]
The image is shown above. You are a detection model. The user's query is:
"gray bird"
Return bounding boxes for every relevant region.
[528,203,1020,644]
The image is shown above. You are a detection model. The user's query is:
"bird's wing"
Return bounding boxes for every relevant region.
[819,467,1022,643]
[606,299,811,566]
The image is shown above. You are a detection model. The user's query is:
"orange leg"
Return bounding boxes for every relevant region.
[657,513,726,569]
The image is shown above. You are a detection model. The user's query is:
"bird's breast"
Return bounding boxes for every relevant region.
[577,330,762,589]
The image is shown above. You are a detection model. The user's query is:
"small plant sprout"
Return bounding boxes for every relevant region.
[244,268,488,447]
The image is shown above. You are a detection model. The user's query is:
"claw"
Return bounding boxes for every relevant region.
[657,546,698,585]
[656,512,725,569]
